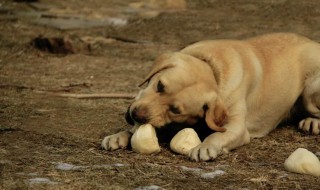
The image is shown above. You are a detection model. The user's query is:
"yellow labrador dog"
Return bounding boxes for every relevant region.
[102,33,320,161]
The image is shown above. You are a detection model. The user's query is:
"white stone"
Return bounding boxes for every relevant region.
[284,148,320,177]
[170,128,201,155]
[55,162,87,171]
[131,124,161,154]
[28,178,58,185]
[134,185,163,190]
[180,166,202,173]
[201,170,226,179]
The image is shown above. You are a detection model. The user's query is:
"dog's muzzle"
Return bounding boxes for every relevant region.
[125,105,149,125]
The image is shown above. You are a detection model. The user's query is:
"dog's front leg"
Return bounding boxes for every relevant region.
[189,119,250,161]
[101,125,138,151]
[189,102,250,161]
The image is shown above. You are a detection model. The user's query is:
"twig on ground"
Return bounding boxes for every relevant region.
[35,91,136,99]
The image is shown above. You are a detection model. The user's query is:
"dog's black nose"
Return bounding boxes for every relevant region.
[131,107,149,124]
[125,110,135,125]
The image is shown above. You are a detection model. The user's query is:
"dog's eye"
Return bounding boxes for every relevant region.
[156,80,165,93]
[169,105,181,114]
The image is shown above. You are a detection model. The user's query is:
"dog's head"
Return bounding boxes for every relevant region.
[126,52,227,132]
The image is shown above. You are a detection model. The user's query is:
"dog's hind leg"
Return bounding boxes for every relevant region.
[299,73,320,135]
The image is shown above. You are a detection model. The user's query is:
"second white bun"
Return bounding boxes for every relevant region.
[170,128,201,155]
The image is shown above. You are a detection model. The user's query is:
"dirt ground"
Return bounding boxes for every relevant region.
[1,0,320,189]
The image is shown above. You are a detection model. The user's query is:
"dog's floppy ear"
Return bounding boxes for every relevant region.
[204,98,228,132]
[139,54,175,87]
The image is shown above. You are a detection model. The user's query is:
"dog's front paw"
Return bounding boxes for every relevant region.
[101,131,132,151]
[299,118,320,135]
[188,143,221,162]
